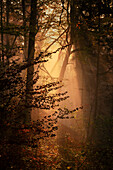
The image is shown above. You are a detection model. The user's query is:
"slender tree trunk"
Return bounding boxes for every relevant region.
[25,0,37,123]
[22,0,27,60]
[94,14,100,120]
[0,0,4,63]
[89,0,101,143]
[59,42,72,81]
[6,0,10,65]
[58,0,75,81]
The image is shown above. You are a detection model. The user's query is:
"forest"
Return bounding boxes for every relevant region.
[0,0,113,169]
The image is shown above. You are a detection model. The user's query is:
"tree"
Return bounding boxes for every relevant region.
[0,0,4,63]
[25,0,37,123]
[22,0,28,60]
[0,0,86,168]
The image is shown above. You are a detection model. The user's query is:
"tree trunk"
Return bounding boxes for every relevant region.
[59,43,72,81]
[25,0,37,123]
[22,0,27,60]
[6,0,10,65]
[0,0,4,63]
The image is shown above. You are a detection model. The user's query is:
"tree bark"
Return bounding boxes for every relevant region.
[22,0,27,60]
[59,43,72,81]
[25,0,37,123]
[6,0,10,65]
[0,0,4,63]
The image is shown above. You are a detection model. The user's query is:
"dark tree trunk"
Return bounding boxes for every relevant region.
[22,0,27,60]
[0,0,4,63]
[25,0,37,123]
[6,0,10,65]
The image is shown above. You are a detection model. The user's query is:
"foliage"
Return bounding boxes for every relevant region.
[0,0,113,169]
[0,0,74,168]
